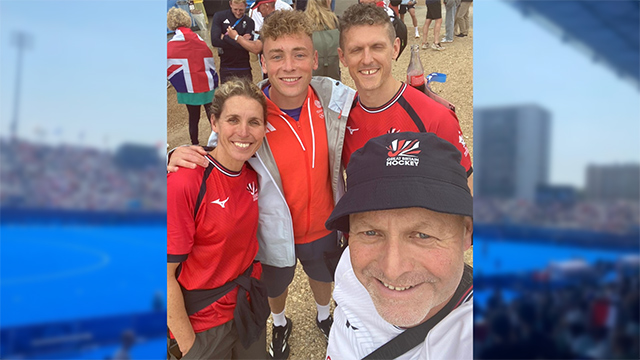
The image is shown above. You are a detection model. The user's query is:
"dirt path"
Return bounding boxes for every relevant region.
[167,3,472,359]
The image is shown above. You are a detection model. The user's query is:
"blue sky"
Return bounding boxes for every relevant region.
[475,1,640,188]
[0,1,167,150]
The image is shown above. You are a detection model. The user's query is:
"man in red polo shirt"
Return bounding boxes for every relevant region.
[339,3,473,191]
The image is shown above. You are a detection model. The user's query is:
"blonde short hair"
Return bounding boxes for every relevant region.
[260,10,314,42]
[167,7,192,31]
[210,78,267,125]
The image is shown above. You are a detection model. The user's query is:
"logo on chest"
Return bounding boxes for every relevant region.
[314,100,324,119]
[246,182,259,201]
[211,197,229,208]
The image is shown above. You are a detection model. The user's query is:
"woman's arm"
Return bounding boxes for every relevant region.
[167,262,196,356]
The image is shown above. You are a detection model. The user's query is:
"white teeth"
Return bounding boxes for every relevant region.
[234,142,250,148]
[282,77,299,82]
[361,69,377,75]
[382,281,413,291]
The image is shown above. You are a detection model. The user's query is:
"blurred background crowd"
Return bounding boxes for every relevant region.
[475,198,639,235]
[0,138,166,212]
[475,259,640,359]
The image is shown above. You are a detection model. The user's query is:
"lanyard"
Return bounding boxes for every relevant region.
[231,15,245,29]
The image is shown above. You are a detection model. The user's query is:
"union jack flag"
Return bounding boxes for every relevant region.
[167,28,219,93]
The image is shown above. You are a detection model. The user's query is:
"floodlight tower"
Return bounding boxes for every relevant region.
[10,31,32,142]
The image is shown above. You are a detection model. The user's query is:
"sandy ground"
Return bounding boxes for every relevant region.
[167,3,472,359]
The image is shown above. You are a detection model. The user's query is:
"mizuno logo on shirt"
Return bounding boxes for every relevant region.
[346,126,359,135]
[211,197,229,208]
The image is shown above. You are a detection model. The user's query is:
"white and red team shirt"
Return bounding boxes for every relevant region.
[326,247,473,360]
[167,155,261,334]
[342,83,472,175]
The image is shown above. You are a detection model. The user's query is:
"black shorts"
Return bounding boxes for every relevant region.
[399,3,415,15]
[260,231,338,298]
[426,1,442,19]
[219,68,252,84]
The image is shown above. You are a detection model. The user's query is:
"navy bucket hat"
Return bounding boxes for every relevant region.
[325,132,472,233]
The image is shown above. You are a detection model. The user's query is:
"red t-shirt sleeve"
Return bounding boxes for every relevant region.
[429,107,473,175]
[167,169,201,260]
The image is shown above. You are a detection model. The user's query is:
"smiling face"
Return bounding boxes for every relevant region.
[338,24,400,105]
[229,1,246,19]
[349,207,472,327]
[261,33,318,109]
[211,95,266,171]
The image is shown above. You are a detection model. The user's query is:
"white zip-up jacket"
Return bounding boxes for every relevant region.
[208,76,356,267]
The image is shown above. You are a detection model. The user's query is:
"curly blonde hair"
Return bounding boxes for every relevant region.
[167,7,192,31]
[305,0,338,32]
[260,10,314,42]
[210,78,267,125]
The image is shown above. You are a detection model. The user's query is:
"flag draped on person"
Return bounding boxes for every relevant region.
[167,28,218,93]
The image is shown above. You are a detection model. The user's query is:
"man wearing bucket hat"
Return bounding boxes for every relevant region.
[325,132,473,359]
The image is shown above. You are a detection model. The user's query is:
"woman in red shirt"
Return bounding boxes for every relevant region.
[167,78,269,359]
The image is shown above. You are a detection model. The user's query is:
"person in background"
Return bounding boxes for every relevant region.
[167,7,218,146]
[112,330,135,360]
[294,0,308,11]
[210,0,255,83]
[250,0,292,34]
[229,0,279,56]
[399,0,420,38]
[441,0,460,44]
[389,0,402,16]
[305,0,341,80]
[454,0,472,37]
[422,0,445,50]
[167,78,270,360]
[325,132,473,359]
